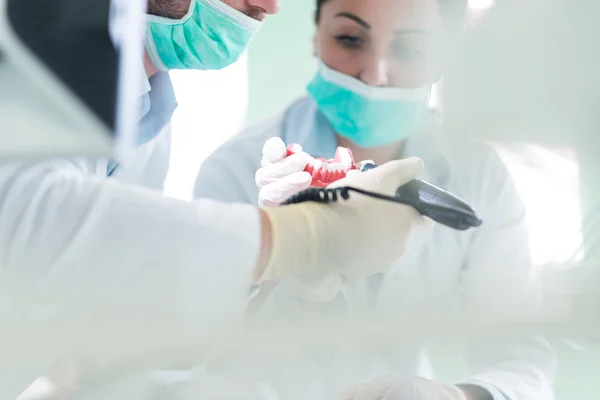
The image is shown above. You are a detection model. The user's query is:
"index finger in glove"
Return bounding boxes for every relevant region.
[255,152,312,189]
[258,170,312,207]
[329,157,424,196]
[261,137,289,166]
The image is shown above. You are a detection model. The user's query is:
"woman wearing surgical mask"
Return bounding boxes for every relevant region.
[195,1,555,400]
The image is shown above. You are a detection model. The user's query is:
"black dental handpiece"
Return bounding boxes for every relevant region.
[281,162,483,231]
[361,162,482,230]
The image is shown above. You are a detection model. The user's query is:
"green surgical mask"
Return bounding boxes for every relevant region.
[146,0,262,71]
[307,60,431,148]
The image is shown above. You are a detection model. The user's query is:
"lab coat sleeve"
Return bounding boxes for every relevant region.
[455,145,556,400]
[0,160,260,363]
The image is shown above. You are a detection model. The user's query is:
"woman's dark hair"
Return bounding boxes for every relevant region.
[314,0,468,31]
[315,0,328,22]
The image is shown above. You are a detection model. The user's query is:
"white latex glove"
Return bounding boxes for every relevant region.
[255,137,313,208]
[339,376,467,400]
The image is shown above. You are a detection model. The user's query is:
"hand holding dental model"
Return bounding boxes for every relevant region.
[256,137,369,206]
[255,137,425,282]
[258,138,482,230]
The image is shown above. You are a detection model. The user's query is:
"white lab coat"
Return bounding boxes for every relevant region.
[193,97,557,400]
[0,125,261,398]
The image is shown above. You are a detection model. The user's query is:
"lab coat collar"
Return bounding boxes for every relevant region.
[282,97,451,187]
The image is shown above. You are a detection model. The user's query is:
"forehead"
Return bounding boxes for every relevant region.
[320,0,442,31]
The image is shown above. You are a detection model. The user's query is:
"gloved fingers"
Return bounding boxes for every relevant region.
[328,157,424,195]
[364,157,424,193]
[256,152,312,189]
[342,169,362,180]
[330,157,423,196]
[258,171,312,207]
[260,137,288,166]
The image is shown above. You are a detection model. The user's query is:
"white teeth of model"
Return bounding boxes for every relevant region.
[336,151,352,171]
[311,159,323,170]
[325,162,343,172]
[337,149,353,169]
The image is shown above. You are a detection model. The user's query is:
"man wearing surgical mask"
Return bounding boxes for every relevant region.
[194,0,556,399]
[114,0,275,185]
[0,0,429,397]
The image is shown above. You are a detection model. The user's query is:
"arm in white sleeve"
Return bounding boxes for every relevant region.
[0,160,261,368]
[456,147,556,400]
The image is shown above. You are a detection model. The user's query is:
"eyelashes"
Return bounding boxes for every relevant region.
[335,35,364,49]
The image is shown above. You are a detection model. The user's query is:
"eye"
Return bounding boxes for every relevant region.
[336,35,363,49]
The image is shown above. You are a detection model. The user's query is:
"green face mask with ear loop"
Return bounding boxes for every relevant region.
[145,0,262,70]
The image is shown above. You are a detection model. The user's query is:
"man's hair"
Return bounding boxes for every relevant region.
[314,0,468,31]
[147,0,190,19]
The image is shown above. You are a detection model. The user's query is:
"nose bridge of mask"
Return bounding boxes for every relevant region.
[317,60,430,102]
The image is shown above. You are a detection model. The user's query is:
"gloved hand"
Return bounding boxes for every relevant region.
[256,137,313,208]
[338,376,467,400]
[257,156,426,283]
[256,137,343,301]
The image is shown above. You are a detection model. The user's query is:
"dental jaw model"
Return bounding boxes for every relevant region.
[285,144,366,187]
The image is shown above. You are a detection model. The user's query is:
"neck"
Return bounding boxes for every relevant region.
[336,136,406,165]
[144,51,158,78]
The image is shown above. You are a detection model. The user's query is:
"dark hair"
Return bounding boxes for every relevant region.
[147,0,190,19]
[314,0,468,31]
[315,0,328,23]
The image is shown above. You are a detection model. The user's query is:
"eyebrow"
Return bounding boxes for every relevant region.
[335,12,371,29]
